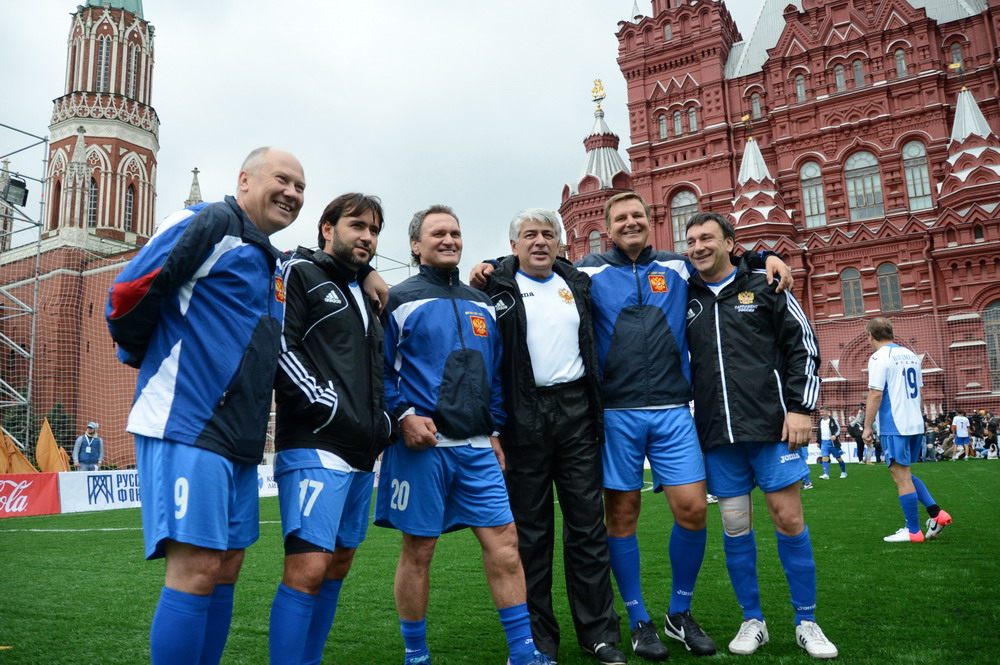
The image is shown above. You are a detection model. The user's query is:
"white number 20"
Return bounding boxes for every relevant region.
[390,479,410,511]
[174,477,189,520]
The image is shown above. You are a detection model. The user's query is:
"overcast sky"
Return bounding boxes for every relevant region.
[2,0,764,283]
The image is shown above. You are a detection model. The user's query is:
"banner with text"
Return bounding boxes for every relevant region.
[58,470,142,514]
[0,473,61,518]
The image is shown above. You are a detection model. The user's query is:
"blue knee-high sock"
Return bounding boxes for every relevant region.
[151,587,211,665]
[269,584,316,665]
[776,527,817,625]
[499,603,537,665]
[723,532,762,621]
[302,579,343,665]
[898,492,921,533]
[668,523,706,614]
[838,459,846,473]
[400,617,429,662]
[822,460,830,475]
[607,534,651,628]
[911,475,935,508]
[802,467,811,483]
[198,583,234,665]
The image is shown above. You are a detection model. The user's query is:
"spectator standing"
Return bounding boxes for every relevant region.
[72,422,103,471]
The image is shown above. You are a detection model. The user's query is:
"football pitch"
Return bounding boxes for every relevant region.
[1,463,997,664]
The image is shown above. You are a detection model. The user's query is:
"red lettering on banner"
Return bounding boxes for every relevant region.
[0,473,61,518]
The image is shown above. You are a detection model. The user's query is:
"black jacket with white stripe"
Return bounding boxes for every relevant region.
[274,247,392,471]
[685,255,821,451]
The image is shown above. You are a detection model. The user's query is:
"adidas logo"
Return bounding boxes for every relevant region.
[325,290,342,305]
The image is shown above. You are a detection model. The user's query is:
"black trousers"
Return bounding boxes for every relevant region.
[504,380,620,655]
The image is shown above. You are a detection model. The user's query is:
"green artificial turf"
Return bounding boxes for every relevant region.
[1,462,997,664]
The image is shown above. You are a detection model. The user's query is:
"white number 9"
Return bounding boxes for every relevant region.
[174,477,189,519]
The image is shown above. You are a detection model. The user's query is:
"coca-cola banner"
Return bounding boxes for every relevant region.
[0,473,61,518]
[58,470,142,514]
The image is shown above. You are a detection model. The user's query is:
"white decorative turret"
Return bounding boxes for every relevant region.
[185,167,203,208]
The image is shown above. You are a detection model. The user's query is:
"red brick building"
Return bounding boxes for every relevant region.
[1,0,156,466]
[560,0,1000,418]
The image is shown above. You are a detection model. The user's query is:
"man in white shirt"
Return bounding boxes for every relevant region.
[951,410,971,458]
[816,408,846,479]
[862,317,953,543]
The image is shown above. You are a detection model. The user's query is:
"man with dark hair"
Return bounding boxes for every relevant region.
[377,205,551,665]
[816,407,847,480]
[683,211,836,659]
[106,147,305,665]
[862,317,953,543]
[268,193,394,664]
[478,208,624,664]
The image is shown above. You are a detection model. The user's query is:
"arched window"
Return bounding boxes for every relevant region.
[658,115,667,139]
[834,65,846,92]
[673,111,683,136]
[49,181,61,230]
[894,49,907,77]
[125,184,135,232]
[800,161,827,228]
[985,299,1000,392]
[841,268,864,317]
[126,44,138,98]
[688,107,698,132]
[795,74,807,102]
[87,178,98,227]
[845,151,884,221]
[670,190,698,253]
[664,23,672,41]
[877,262,902,312]
[96,35,110,92]
[902,141,932,210]
[950,42,963,68]
[588,230,602,255]
[852,59,864,87]
[751,92,762,119]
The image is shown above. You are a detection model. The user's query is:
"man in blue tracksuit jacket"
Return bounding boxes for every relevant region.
[376,204,551,665]
[575,192,791,660]
[106,147,305,665]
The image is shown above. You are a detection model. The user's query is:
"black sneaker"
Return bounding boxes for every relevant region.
[585,642,626,665]
[630,620,669,661]
[664,610,717,656]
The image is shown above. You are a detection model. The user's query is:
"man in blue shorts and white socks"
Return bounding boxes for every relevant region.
[684,212,837,659]
[376,205,551,665]
[268,193,393,664]
[816,407,847,480]
[862,317,952,543]
[106,147,305,664]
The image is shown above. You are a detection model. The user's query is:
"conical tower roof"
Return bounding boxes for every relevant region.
[184,167,203,208]
[950,87,994,144]
[737,137,771,186]
[569,108,631,195]
[83,0,143,18]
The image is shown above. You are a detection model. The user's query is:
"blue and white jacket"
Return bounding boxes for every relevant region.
[383,265,505,441]
[576,244,694,409]
[106,196,285,464]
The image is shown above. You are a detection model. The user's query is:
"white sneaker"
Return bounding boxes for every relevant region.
[883,527,924,543]
[795,621,838,659]
[802,482,814,490]
[819,474,830,480]
[839,472,847,479]
[728,619,768,655]
[706,494,719,504]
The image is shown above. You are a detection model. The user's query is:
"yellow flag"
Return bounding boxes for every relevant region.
[36,418,70,473]
[1,431,38,474]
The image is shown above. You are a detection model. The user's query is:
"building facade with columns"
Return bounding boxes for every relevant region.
[560,0,1000,416]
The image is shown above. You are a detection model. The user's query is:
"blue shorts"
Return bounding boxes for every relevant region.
[602,407,706,492]
[135,436,259,560]
[955,436,970,446]
[820,440,844,459]
[882,434,923,467]
[276,466,374,551]
[705,442,808,497]
[374,443,512,537]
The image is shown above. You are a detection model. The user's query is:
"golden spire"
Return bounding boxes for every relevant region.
[592,79,606,111]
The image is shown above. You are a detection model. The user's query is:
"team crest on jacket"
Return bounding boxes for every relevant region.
[275,276,285,303]
[736,291,758,312]
[558,288,575,305]
[648,274,668,293]
[470,315,488,337]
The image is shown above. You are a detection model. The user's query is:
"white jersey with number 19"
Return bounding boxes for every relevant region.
[867,343,924,436]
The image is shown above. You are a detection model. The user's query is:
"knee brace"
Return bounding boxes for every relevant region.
[718,494,753,537]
